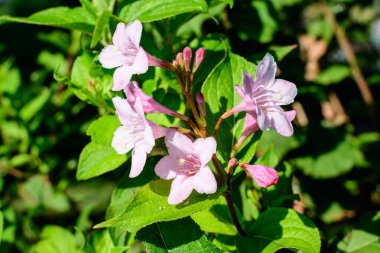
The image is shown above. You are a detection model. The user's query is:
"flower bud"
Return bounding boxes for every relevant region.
[193,47,206,72]
[240,164,278,188]
[175,52,184,69]
[183,47,192,72]
[196,92,206,118]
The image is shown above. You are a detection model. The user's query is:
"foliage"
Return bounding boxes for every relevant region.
[0,0,379,252]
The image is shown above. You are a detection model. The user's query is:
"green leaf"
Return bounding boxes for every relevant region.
[294,140,364,179]
[136,217,220,252]
[316,65,351,85]
[34,226,80,253]
[77,115,129,180]
[90,11,111,48]
[202,50,257,164]
[93,0,117,14]
[19,88,51,122]
[86,115,120,146]
[237,208,321,253]
[337,230,380,253]
[77,142,128,180]
[0,211,3,243]
[0,7,95,32]
[95,180,224,233]
[191,197,237,235]
[69,52,114,111]
[118,0,208,23]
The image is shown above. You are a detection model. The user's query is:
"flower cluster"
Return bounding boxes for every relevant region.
[99,20,297,205]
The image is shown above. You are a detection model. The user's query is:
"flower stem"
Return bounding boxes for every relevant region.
[212,155,226,184]
[212,110,234,137]
[224,191,246,237]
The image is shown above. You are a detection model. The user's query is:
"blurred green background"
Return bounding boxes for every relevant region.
[0,0,380,252]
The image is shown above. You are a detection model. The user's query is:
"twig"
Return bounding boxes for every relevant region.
[319,1,378,128]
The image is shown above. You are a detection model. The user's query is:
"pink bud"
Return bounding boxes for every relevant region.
[183,47,192,71]
[175,52,184,69]
[193,47,206,72]
[240,164,279,188]
[228,158,237,167]
[196,92,206,118]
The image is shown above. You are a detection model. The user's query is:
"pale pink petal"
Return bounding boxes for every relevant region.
[129,146,147,178]
[271,79,297,105]
[113,65,133,91]
[111,126,135,154]
[192,166,217,194]
[268,109,294,137]
[154,156,178,179]
[148,121,168,139]
[168,175,194,205]
[229,98,255,114]
[243,164,278,188]
[112,97,135,125]
[165,130,194,158]
[112,23,127,50]
[98,45,125,68]
[256,107,270,131]
[285,110,296,121]
[133,95,145,118]
[242,72,254,96]
[193,137,216,165]
[131,47,149,74]
[242,112,259,139]
[234,85,246,98]
[255,53,276,86]
[124,20,143,48]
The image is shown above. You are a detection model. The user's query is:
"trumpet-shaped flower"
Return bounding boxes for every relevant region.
[155,130,217,205]
[240,163,279,188]
[124,82,188,121]
[232,53,297,137]
[112,96,166,178]
[99,21,148,91]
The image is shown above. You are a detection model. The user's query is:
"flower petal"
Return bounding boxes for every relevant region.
[256,106,270,131]
[193,137,216,165]
[112,96,135,125]
[168,175,194,205]
[112,22,127,50]
[192,166,217,194]
[131,47,149,74]
[268,109,294,137]
[111,126,135,154]
[234,85,246,98]
[165,129,194,158]
[125,20,143,48]
[155,156,178,180]
[98,45,125,69]
[113,65,133,91]
[148,121,168,139]
[129,146,147,178]
[271,79,297,105]
[242,72,254,96]
[285,110,296,121]
[255,53,276,86]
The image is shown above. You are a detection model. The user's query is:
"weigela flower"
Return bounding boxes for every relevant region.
[124,81,188,121]
[112,96,166,178]
[240,163,279,188]
[155,129,217,205]
[99,21,148,91]
[232,53,297,137]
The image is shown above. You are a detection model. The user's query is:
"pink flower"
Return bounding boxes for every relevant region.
[124,81,189,121]
[155,129,217,204]
[240,163,279,188]
[112,96,166,178]
[99,21,148,91]
[232,53,297,137]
